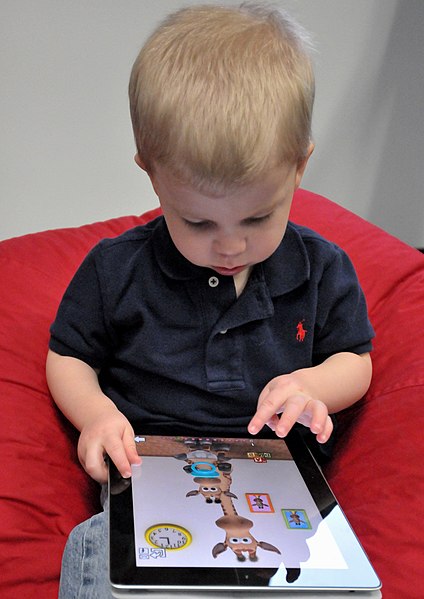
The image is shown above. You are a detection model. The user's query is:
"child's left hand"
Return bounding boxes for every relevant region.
[248,373,333,443]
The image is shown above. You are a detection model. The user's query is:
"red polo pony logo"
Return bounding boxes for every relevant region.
[296,321,307,342]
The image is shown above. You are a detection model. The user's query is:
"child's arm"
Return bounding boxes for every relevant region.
[248,352,372,442]
[46,349,141,483]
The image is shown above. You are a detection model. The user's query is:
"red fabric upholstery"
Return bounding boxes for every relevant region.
[290,191,424,598]
[1,191,423,598]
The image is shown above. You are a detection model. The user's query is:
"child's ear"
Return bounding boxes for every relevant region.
[295,142,314,189]
[134,153,147,171]
[134,154,160,196]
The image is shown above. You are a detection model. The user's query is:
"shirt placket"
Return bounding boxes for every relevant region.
[199,272,274,393]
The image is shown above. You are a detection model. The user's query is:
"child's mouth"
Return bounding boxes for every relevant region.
[213,265,247,276]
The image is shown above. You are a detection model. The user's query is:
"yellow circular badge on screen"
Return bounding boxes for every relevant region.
[145,523,192,550]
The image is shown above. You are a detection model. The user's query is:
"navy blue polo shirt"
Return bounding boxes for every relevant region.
[49,216,374,436]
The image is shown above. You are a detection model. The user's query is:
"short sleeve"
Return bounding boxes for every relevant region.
[313,246,374,363]
[49,247,112,369]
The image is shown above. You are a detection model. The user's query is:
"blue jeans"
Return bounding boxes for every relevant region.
[59,488,112,599]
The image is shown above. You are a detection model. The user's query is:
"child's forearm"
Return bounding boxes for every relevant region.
[46,349,141,481]
[46,349,118,431]
[291,352,372,414]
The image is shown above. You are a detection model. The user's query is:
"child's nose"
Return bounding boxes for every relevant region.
[213,233,246,257]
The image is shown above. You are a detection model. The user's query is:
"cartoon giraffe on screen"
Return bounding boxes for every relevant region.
[211,487,281,561]
[176,438,281,562]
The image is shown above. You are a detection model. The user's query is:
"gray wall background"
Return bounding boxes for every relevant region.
[2,0,423,245]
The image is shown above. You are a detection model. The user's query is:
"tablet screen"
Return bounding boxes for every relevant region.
[109,432,381,593]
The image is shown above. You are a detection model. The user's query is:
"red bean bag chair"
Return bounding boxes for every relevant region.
[1,189,423,598]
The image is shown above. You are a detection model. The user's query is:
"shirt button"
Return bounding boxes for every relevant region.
[208,276,219,288]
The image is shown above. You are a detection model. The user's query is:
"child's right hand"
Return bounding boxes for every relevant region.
[77,408,141,484]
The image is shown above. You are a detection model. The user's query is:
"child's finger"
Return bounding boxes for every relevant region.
[272,394,312,438]
[248,388,307,436]
[248,388,278,435]
[308,401,329,433]
[122,428,142,466]
[315,415,334,444]
[104,437,134,480]
[79,442,109,484]
[265,413,279,432]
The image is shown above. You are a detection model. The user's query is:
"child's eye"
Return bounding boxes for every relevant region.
[244,213,272,226]
[183,219,213,230]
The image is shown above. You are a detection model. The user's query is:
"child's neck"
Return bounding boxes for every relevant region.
[233,266,253,297]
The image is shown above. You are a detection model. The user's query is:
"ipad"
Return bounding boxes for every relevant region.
[109,431,381,594]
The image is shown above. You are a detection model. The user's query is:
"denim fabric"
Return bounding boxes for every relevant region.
[59,490,112,599]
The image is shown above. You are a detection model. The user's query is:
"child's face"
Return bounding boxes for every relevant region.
[145,158,309,277]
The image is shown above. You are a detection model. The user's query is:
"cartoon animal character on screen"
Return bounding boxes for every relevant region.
[212,493,281,562]
[186,472,237,504]
[288,510,306,526]
[251,495,269,510]
[174,438,232,478]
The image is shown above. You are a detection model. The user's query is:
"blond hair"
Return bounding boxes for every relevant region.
[129,2,315,191]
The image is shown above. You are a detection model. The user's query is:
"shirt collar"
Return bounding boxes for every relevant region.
[152,217,207,280]
[152,216,310,295]
[261,221,311,296]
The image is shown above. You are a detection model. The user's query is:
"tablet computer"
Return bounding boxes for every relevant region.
[109,431,381,595]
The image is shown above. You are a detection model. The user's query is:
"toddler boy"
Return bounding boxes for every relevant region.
[47,4,374,597]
